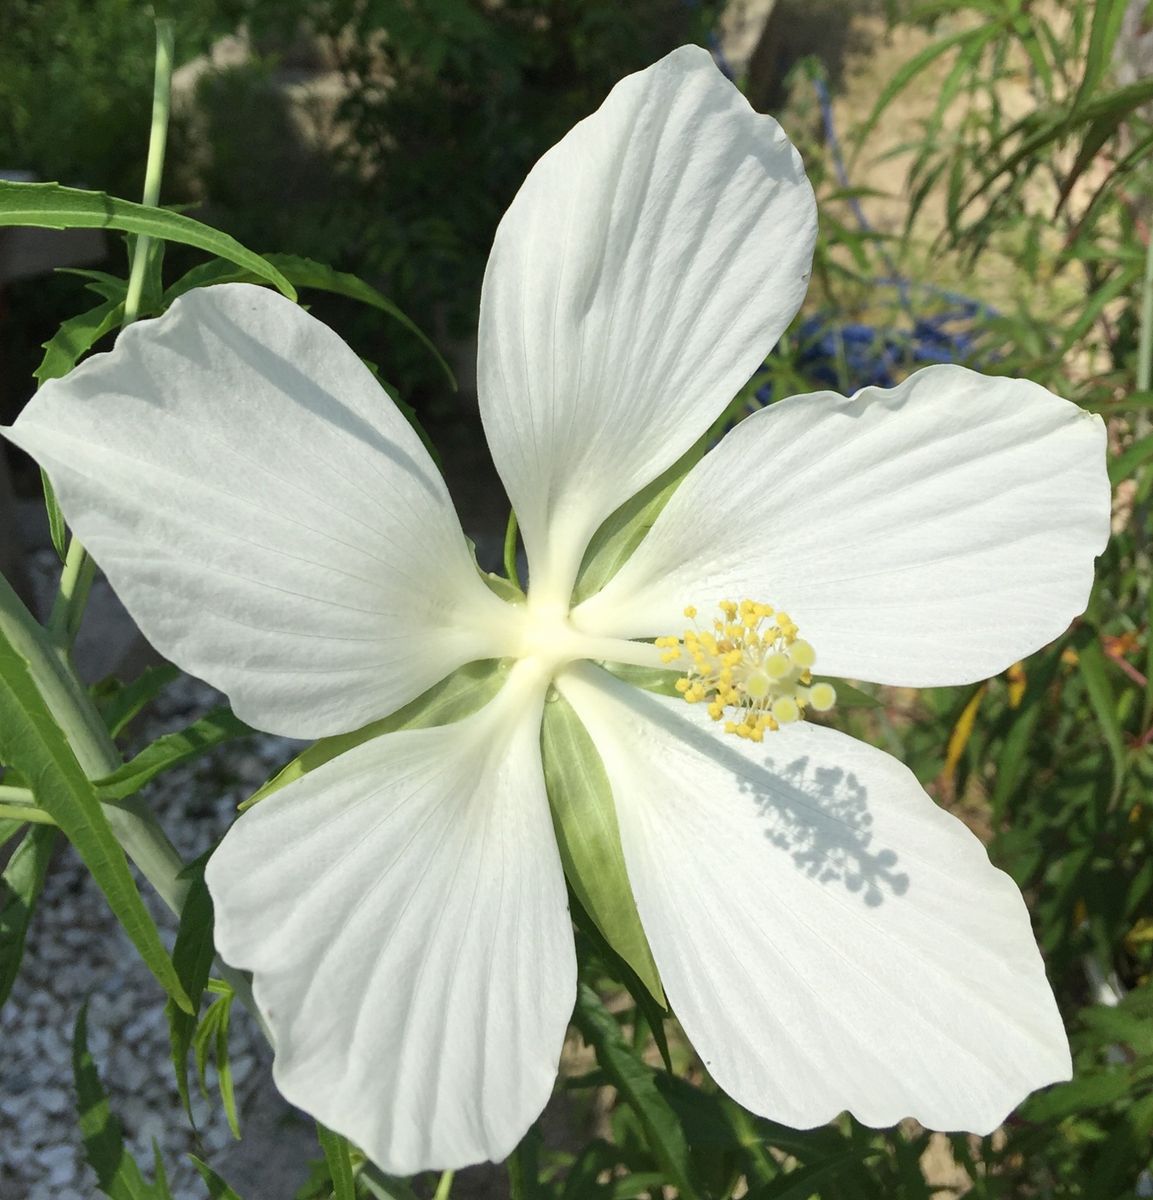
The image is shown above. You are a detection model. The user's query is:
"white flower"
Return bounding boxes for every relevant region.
[5,46,1109,1176]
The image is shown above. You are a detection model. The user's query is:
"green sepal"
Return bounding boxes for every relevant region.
[240,659,508,811]
[602,662,682,699]
[541,692,664,1008]
[572,438,705,606]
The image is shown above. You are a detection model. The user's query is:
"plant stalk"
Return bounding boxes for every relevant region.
[49,17,176,649]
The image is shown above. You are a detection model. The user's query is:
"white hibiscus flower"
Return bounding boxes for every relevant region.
[3,46,1109,1177]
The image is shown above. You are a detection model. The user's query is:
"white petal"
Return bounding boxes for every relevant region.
[5,284,510,738]
[477,45,817,602]
[575,365,1109,686]
[205,670,575,1174]
[559,664,1071,1134]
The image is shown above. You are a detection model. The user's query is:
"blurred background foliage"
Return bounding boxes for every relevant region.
[2,0,1153,1196]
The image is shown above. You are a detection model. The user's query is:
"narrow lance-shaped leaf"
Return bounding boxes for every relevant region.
[166,864,216,1123]
[193,982,240,1138]
[94,708,252,802]
[35,297,124,386]
[189,1158,245,1200]
[34,296,125,561]
[316,1124,358,1200]
[748,1151,881,1200]
[0,181,296,300]
[73,1002,154,1200]
[0,633,192,1011]
[572,984,700,1200]
[0,824,56,1008]
[95,663,182,739]
[1071,623,1126,801]
[41,470,68,562]
[165,253,455,389]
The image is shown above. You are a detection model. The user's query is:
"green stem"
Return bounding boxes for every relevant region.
[50,17,176,648]
[123,18,175,326]
[503,509,521,590]
[47,538,94,647]
[0,803,56,826]
[0,784,36,805]
[433,1170,455,1200]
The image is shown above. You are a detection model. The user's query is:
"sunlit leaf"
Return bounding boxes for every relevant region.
[0,182,296,299]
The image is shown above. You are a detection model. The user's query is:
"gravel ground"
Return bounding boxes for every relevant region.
[0,666,306,1200]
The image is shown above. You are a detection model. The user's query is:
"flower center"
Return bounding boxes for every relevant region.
[655,600,835,741]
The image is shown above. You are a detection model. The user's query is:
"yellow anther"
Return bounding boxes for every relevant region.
[661,599,834,738]
[789,639,816,669]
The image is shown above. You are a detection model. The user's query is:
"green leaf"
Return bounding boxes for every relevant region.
[0,182,296,300]
[508,1126,543,1200]
[0,824,56,1008]
[189,1157,245,1200]
[95,664,182,738]
[94,708,252,801]
[358,1167,422,1200]
[572,984,699,1200]
[1109,429,1153,485]
[1072,623,1126,799]
[0,817,26,849]
[34,297,123,385]
[1072,0,1128,116]
[193,985,240,1137]
[1022,1069,1135,1120]
[73,1003,153,1200]
[316,1125,357,1200]
[241,659,506,811]
[0,634,192,1012]
[572,440,704,606]
[41,470,68,562]
[855,25,992,146]
[165,253,453,388]
[166,865,216,1123]
[542,697,663,1007]
[749,1151,878,1199]
[59,268,130,303]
